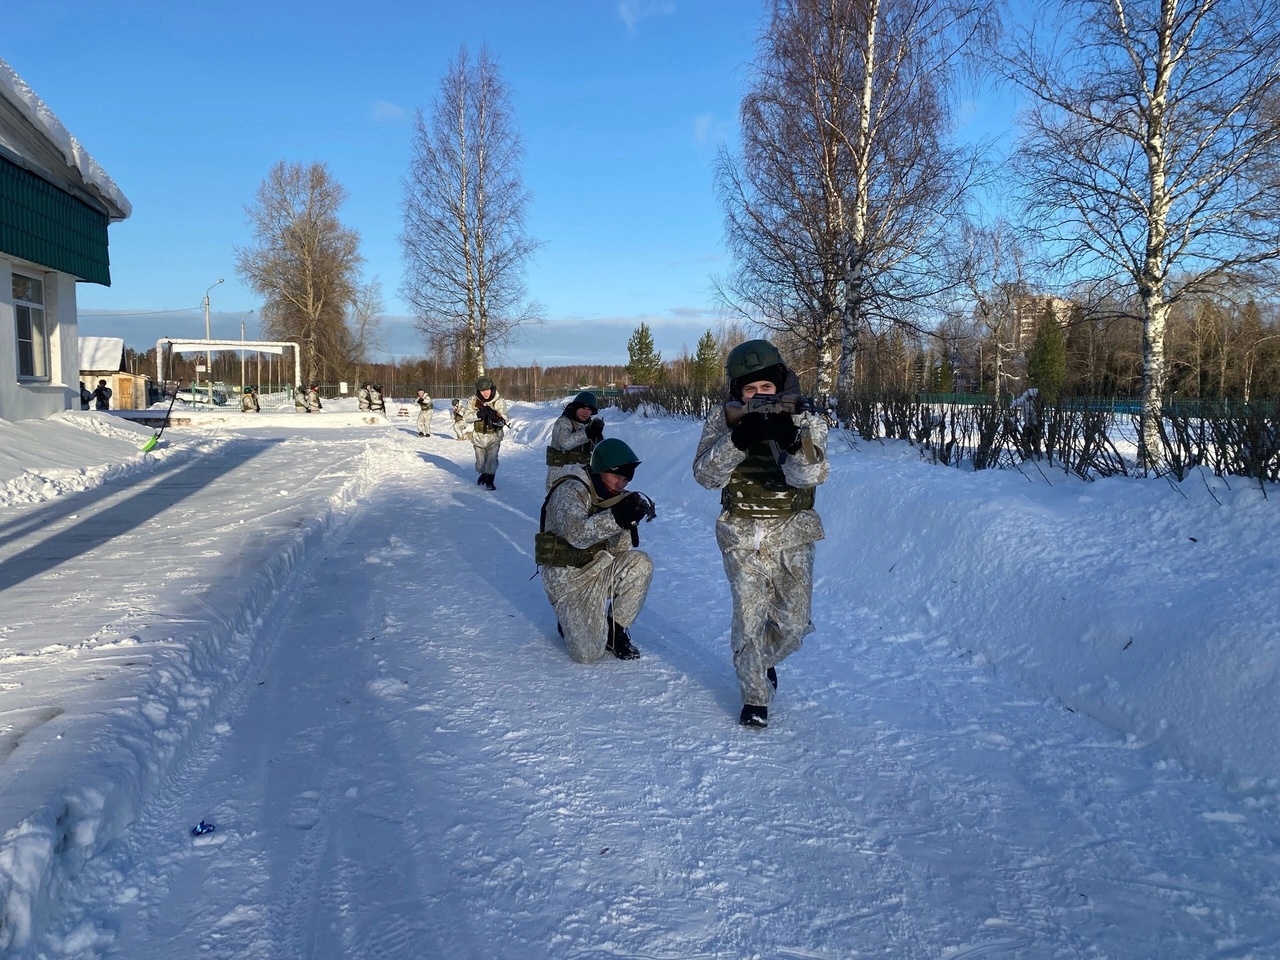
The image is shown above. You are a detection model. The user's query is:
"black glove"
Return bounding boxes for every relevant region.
[610,493,649,528]
[766,415,802,453]
[480,406,502,426]
[584,418,604,443]
[730,412,769,450]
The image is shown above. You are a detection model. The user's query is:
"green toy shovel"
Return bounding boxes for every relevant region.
[141,380,183,452]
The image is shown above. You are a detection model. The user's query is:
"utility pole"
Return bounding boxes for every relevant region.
[203,278,223,398]
[240,310,253,396]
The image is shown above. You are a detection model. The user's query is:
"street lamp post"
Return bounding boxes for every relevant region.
[203,278,223,397]
[240,310,253,397]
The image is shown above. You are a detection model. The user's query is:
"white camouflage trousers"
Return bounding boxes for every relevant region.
[417,410,432,435]
[543,549,653,663]
[722,540,815,707]
[472,431,502,474]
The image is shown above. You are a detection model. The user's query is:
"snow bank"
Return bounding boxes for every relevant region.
[0,413,179,507]
[818,438,1280,796]
[0,429,402,951]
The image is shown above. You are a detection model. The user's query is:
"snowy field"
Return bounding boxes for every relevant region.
[0,399,1278,959]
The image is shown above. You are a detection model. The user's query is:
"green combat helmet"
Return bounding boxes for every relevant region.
[725,339,787,399]
[590,437,641,474]
[476,376,495,394]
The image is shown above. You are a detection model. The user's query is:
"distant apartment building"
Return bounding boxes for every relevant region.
[0,57,130,422]
[1011,294,1073,354]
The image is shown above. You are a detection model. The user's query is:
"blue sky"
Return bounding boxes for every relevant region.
[16,1,1015,365]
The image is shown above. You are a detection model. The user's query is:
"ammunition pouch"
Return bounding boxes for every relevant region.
[720,442,815,519]
[534,531,610,568]
[546,445,592,467]
[536,475,627,568]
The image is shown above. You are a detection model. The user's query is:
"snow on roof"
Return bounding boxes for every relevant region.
[79,335,125,372]
[0,56,132,220]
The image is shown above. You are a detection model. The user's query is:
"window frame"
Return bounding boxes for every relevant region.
[13,271,49,382]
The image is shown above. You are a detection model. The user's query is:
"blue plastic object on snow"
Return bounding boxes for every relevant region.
[191,819,216,837]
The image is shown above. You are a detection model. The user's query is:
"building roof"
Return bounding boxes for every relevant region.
[79,336,126,372]
[0,57,130,221]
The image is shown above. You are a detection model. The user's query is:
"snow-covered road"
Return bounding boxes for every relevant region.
[2,409,1280,957]
[18,414,1275,960]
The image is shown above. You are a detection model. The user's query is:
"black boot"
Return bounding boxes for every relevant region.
[739,704,768,728]
[605,618,641,660]
[476,473,486,486]
[485,473,497,490]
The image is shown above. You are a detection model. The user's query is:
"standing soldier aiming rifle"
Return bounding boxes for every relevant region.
[537,438,655,662]
[414,389,433,436]
[464,376,509,490]
[546,391,605,490]
[692,339,829,729]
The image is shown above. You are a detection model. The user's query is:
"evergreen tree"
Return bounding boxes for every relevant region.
[691,330,721,392]
[1027,303,1067,402]
[928,353,955,393]
[626,322,664,386]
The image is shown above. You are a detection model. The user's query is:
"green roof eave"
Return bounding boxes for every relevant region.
[0,153,111,285]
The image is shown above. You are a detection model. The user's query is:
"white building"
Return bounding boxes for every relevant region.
[0,56,130,422]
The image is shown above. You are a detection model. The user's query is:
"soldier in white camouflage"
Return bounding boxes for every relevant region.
[692,339,828,728]
[537,438,654,663]
[546,390,605,490]
[414,389,433,436]
[303,384,322,413]
[451,399,470,440]
[463,376,509,490]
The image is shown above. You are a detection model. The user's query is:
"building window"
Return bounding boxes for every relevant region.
[13,273,48,380]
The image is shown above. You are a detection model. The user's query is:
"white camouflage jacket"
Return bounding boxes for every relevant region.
[691,404,828,552]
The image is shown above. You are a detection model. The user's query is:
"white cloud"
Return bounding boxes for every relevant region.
[693,112,732,145]
[618,0,676,33]
[370,100,408,125]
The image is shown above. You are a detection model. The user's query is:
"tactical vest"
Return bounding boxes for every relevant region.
[720,442,816,519]
[535,476,623,568]
[546,438,592,467]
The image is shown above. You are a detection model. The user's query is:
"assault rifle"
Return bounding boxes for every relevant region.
[477,402,507,428]
[723,393,816,425]
[723,393,818,461]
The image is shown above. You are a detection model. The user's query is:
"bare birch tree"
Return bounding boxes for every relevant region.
[350,278,386,388]
[401,46,540,377]
[235,161,362,385]
[1002,0,1280,468]
[716,0,993,398]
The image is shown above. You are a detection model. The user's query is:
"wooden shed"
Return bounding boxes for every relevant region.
[78,335,147,410]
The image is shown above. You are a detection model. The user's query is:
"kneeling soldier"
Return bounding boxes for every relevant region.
[537,438,655,662]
